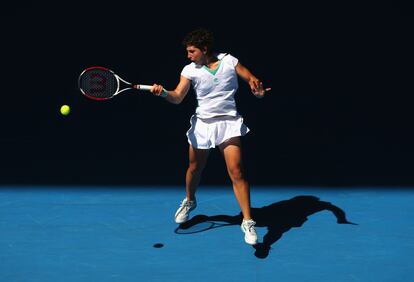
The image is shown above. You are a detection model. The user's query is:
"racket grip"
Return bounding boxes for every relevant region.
[134,85,168,97]
[135,84,152,91]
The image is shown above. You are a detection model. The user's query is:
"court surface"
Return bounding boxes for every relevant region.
[1,186,413,282]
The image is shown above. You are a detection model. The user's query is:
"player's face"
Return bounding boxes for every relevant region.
[186,45,205,64]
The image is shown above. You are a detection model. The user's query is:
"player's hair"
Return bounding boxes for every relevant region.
[182,28,215,54]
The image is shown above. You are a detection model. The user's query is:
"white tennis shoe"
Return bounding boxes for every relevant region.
[241,219,258,245]
[175,198,197,224]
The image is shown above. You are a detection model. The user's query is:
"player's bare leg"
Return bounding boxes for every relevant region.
[219,137,257,244]
[219,137,252,220]
[186,145,210,201]
[175,145,210,224]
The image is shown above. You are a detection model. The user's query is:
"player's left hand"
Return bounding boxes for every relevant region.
[251,81,271,98]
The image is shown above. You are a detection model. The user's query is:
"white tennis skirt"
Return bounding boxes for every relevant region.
[186,114,250,149]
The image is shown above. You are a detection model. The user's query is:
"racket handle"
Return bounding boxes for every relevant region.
[134,85,168,97]
[134,84,152,91]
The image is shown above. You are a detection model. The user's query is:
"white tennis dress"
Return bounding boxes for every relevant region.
[181,53,250,149]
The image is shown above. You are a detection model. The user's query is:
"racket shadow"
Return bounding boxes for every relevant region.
[174,195,357,259]
[174,214,238,234]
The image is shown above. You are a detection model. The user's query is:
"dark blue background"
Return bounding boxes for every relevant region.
[1,1,412,186]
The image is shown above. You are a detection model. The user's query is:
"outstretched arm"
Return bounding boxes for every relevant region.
[150,75,191,104]
[235,62,271,98]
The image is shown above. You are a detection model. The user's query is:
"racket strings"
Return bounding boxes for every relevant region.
[79,68,118,99]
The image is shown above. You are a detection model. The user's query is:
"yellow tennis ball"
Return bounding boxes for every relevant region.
[60,105,70,116]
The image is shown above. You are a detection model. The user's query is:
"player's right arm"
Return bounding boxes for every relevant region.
[150,75,191,104]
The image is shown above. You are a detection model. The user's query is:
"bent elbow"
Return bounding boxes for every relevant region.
[174,97,184,104]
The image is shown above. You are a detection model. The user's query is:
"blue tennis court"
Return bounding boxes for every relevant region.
[1,0,411,281]
[1,186,413,281]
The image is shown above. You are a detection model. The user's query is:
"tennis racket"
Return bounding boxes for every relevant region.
[78,66,154,100]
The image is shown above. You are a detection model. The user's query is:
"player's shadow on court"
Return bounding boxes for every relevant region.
[175,195,357,259]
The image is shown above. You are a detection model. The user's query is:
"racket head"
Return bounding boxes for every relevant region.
[78,66,120,100]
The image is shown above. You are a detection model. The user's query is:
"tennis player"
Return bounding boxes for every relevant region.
[150,28,270,245]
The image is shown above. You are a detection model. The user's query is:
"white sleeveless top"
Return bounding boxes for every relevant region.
[181,53,239,119]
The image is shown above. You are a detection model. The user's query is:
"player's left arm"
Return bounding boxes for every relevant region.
[235,62,271,98]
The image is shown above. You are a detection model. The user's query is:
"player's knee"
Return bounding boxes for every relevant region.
[188,162,205,175]
[228,166,244,182]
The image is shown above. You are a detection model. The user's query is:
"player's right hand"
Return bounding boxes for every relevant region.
[150,84,165,96]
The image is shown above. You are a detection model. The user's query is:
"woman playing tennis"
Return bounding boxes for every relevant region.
[150,28,270,245]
